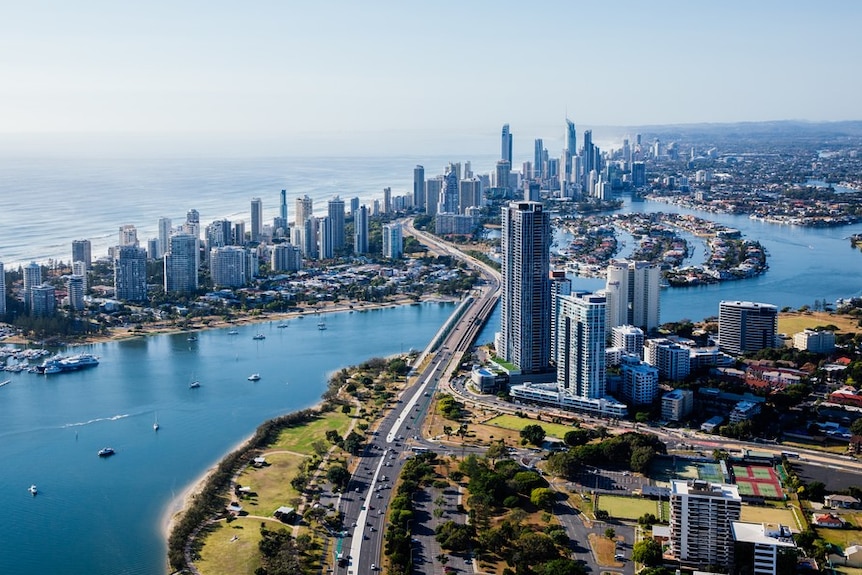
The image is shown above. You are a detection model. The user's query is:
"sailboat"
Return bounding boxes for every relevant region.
[317,319,327,331]
[189,374,200,389]
[153,413,160,431]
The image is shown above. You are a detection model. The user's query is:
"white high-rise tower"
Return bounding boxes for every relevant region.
[499,201,550,374]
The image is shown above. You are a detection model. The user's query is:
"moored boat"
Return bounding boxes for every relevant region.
[247,373,261,381]
[28,484,37,495]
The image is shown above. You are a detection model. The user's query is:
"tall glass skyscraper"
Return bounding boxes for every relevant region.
[327,196,346,252]
[499,201,550,374]
[501,124,513,165]
[250,197,263,242]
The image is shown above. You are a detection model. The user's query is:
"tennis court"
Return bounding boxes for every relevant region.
[732,464,783,499]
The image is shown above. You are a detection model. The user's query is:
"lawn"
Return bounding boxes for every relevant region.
[817,525,862,551]
[597,494,659,520]
[235,452,305,515]
[777,311,859,335]
[195,517,276,575]
[739,505,800,530]
[269,410,352,455]
[484,414,575,440]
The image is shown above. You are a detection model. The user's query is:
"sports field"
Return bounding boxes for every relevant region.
[732,464,783,499]
[697,462,725,483]
[597,494,661,520]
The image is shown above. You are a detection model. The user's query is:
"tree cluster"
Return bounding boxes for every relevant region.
[545,432,666,479]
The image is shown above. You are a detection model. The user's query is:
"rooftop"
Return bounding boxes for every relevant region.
[731,522,796,547]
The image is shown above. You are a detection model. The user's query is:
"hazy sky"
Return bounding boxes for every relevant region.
[1,1,859,155]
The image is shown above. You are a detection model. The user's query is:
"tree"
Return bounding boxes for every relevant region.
[632,539,662,566]
[563,428,591,447]
[486,440,510,463]
[530,487,555,510]
[851,418,862,436]
[435,521,475,551]
[326,465,350,490]
[341,404,352,414]
[604,527,616,539]
[520,424,546,446]
[535,558,587,575]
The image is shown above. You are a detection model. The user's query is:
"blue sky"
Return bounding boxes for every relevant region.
[1,1,859,155]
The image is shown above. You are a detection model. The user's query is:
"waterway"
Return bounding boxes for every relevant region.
[0,302,453,575]
[554,194,862,323]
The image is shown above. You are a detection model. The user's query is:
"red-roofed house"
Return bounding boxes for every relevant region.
[812,513,845,528]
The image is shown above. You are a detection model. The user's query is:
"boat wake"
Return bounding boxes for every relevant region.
[63,413,130,428]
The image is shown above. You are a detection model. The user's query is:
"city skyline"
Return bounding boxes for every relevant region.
[1,2,860,156]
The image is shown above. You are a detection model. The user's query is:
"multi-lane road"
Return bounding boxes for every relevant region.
[334,222,501,575]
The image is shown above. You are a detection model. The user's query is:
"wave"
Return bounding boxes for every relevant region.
[62,413,130,428]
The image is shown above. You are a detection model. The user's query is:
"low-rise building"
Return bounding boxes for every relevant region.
[793,329,836,353]
[662,388,694,422]
[811,513,845,528]
[825,494,860,509]
[729,400,761,424]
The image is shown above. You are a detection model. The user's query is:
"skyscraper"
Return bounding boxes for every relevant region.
[549,270,572,366]
[295,195,313,247]
[31,284,56,317]
[501,124,513,165]
[319,216,333,259]
[556,292,607,398]
[382,223,402,259]
[23,262,42,311]
[280,189,288,221]
[670,480,741,569]
[718,301,778,355]
[604,260,661,333]
[164,233,198,295]
[114,246,148,302]
[328,196,346,251]
[413,165,425,211]
[563,118,576,185]
[271,243,302,273]
[119,224,138,247]
[72,260,88,294]
[210,246,248,288]
[67,275,85,311]
[354,205,369,254]
[458,178,482,214]
[499,201,551,374]
[383,187,392,214]
[533,138,544,180]
[494,160,512,195]
[250,197,263,242]
[158,217,172,258]
[425,177,442,216]
[71,239,92,270]
[437,164,459,214]
[582,129,595,187]
[301,217,319,259]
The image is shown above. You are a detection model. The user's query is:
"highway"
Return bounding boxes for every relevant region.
[332,221,501,575]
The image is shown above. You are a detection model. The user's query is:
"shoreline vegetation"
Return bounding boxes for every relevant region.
[164,339,419,573]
